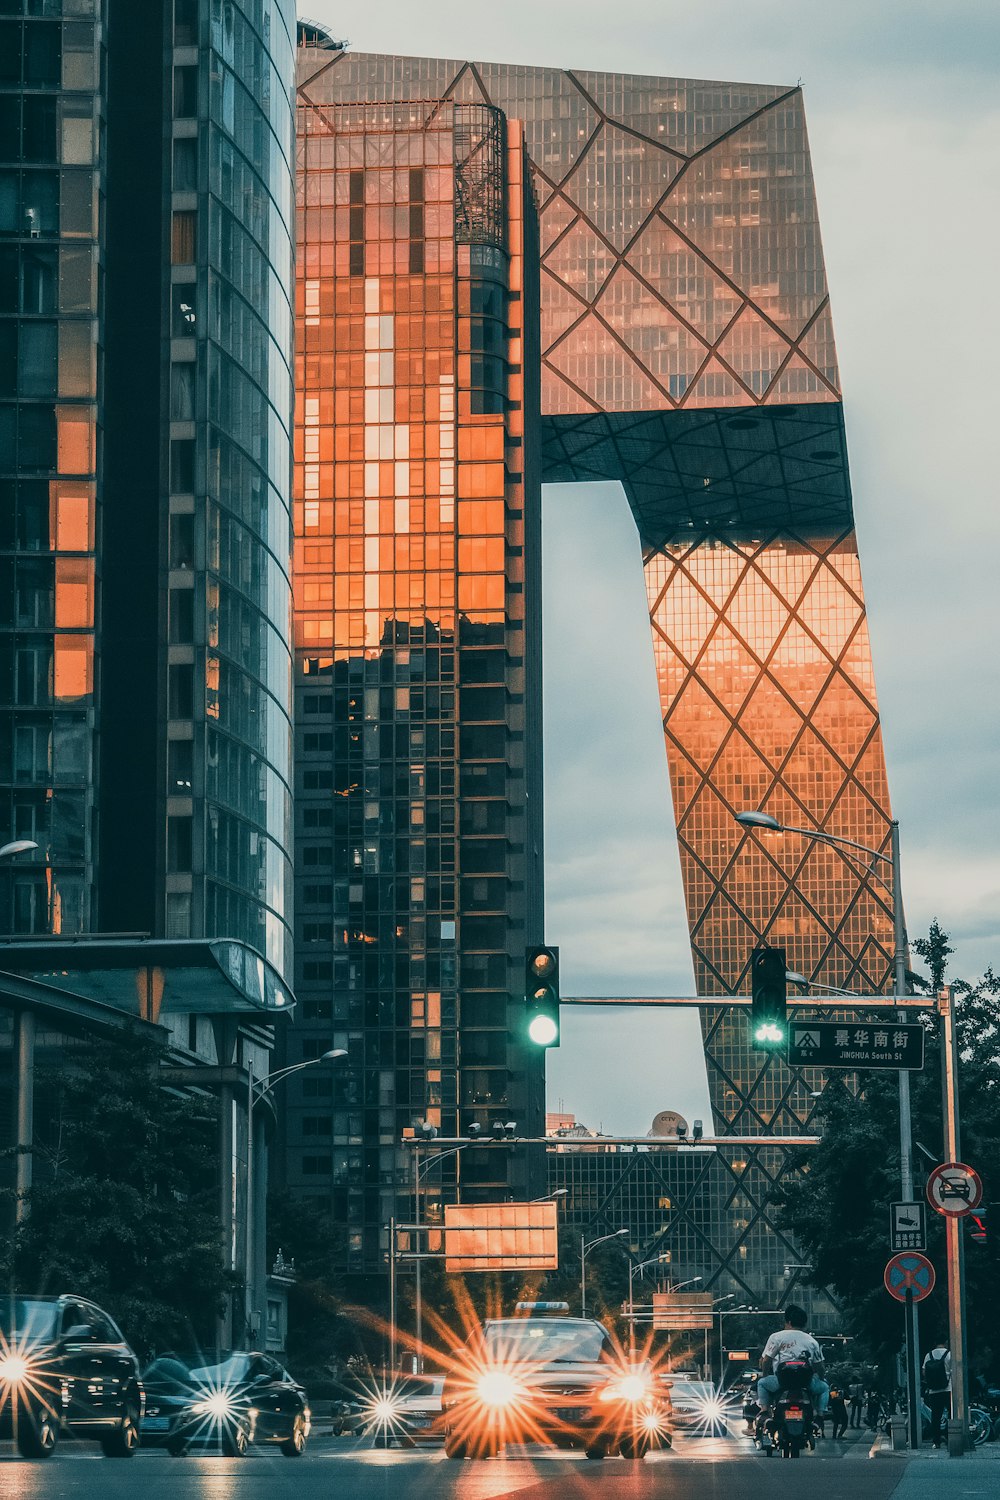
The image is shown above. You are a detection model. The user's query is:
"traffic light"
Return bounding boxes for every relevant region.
[525,944,560,1048]
[967,1208,988,1246]
[750,945,787,1051]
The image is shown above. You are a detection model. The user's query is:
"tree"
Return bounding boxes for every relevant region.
[265,1189,347,1386]
[774,929,1000,1376]
[3,1026,234,1359]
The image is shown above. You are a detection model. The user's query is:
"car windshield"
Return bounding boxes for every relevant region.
[143,1356,197,1388]
[189,1355,258,1386]
[399,1376,444,1399]
[483,1320,609,1365]
[0,1300,58,1342]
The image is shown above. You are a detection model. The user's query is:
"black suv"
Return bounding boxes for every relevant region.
[441,1307,671,1460]
[0,1295,143,1458]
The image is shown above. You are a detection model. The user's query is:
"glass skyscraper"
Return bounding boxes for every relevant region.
[0,0,296,976]
[303,49,893,1311]
[288,67,543,1272]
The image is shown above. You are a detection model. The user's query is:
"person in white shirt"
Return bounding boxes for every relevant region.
[756,1305,830,1418]
[921,1343,951,1448]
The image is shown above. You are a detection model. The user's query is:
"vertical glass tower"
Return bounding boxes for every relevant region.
[0,0,296,978]
[290,74,543,1271]
[305,51,893,1311]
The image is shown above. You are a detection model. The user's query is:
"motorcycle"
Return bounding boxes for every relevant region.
[755,1359,817,1459]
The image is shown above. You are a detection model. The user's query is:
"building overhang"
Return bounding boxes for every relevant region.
[542,401,853,547]
[0,938,295,1023]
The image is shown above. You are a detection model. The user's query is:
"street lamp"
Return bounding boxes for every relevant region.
[713,1294,736,1385]
[245,1048,347,1341]
[735,805,920,1448]
[0,840,38,860]
[625,1254,671,1354]
[581,1228,628,1317]
[531,1187,568,1204]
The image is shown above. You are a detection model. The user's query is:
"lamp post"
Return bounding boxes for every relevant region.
[581,1228,628,1317]
[713,1294,736,1384]
[0,840,39,860]
[625,1254,672,1355]
[245,1048,346,1343]
[735,808,919,1449]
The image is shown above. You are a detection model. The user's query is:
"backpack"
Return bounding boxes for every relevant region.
[924,1353,948,1391]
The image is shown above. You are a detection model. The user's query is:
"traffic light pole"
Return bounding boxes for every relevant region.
[939,985,969,1454]
[891,820,921,1453]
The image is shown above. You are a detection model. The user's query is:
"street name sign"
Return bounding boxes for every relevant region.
[890,1200,926,1252]
[443,1202,558,1272]
[787,1020,924,1070]
[652,1292,715,1331]
[884,1251,935,1303]
[926,1161,983,1217]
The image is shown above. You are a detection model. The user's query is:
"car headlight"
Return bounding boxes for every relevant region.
[600,1373,650,1404]
[193,1392,236,1419]
[370,1396,401,1423]
[475,1370,520,1408]
[697,1397,725,1421]
[0,1354,30,1385]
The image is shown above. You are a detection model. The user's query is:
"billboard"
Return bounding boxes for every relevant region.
[443,1202,559,1272]
[652,1292,715,1330]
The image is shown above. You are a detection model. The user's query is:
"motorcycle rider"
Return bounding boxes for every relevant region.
[756,1305,830,1431]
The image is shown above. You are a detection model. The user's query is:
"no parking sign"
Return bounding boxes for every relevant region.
[884,1251,935,1303]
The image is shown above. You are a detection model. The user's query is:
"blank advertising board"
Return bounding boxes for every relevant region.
[443,1201,558,1272]
[652,1292,715,1330]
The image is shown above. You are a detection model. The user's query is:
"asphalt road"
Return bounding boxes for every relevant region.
[0,1436,995,1499]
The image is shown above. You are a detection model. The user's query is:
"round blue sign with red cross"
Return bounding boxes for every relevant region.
[884,1251,935,1303]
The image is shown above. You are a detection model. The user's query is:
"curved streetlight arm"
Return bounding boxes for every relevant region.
[418,1144,468,1182]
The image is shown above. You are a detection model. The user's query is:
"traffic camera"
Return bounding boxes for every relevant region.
[750,945,787,1051]
[525,944,560,1048]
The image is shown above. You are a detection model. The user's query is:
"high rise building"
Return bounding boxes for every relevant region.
[0,0,298,1345]
[0,0,296,974]
[288,71,544,1271]
[302,48,894,1309]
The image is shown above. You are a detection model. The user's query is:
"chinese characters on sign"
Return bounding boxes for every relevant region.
[787,1021,924,1069]
[890,1201,927,1252]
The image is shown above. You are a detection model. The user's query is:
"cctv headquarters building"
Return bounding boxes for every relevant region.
[290,36,895,1311]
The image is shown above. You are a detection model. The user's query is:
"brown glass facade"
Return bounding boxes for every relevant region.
[300,51,892,1311]
[288,86,543,1269]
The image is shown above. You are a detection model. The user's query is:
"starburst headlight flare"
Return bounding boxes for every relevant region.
[193,1391,235,1419]
[370,1395,401,1423]
[475,1370,520,1408]
[0,1354,30,1384]
[600,1372,650,1403]
[698,1395,725,1421]
[643,1411,663,1432]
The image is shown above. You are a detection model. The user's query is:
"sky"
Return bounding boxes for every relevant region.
[305,1,1000,1132]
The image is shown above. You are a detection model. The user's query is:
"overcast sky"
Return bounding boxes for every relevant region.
[307,1,1000,1132]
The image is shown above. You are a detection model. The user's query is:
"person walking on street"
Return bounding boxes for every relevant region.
[922,1342,951,1448]
[828,1386,849,1439]
[848,1379,864,1428]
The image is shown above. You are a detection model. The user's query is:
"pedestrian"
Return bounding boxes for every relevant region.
[848,1378,863,1428]
[827,1386,849,1440]
[922,1342,951,1449]
[865,1386,882,1429]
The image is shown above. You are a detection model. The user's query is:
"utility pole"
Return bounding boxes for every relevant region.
[939,986,969,1454]
[891,820,920,1452]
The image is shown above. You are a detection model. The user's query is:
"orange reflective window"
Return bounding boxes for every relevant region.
[57,411,94,475]
[457,575,504,611]
[53,637,93,700]
[54,489,92,550]
[55,558,94,627]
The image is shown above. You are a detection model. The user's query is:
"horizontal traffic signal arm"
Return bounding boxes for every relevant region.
[399,1135,822,1148]
[554,995,934,1009]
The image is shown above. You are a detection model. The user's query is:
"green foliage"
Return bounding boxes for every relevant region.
[266,1189,345,1383]
[5,1026,234,1359]
[775,930,1000,1374]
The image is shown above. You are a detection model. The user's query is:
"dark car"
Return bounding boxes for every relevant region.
[141,1351,310,1457]
[0,1294,143,1459]
[441,1306,671,1460]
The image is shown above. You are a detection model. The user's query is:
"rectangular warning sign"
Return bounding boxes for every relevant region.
[787,1020,924,1070]
[443,1202,558,1272]
[890,1200,926,1252]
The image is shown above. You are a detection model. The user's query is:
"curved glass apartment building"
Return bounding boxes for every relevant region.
[0,0,296,980]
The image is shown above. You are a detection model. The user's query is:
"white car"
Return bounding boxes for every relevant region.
[394,1376,445,1446]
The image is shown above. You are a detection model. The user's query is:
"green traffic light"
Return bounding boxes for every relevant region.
[754,1022,785,1044]
[528,1013,559,1047]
